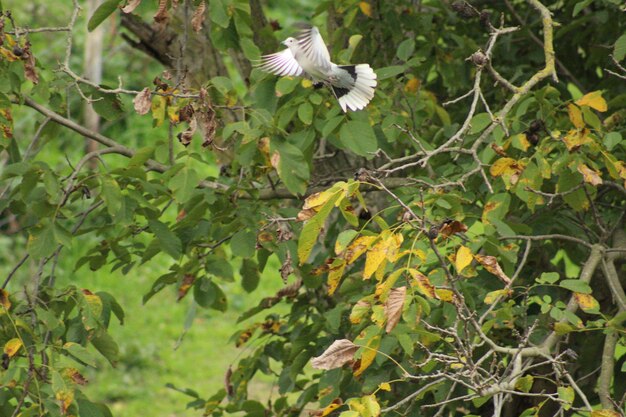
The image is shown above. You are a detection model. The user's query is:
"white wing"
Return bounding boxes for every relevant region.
[258,49,303,77]
[296,25,332,71]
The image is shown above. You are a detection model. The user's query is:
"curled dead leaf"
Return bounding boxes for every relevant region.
[279,251,293,283]
[474,254,512,285]
[65,368,88,385]
[133,87,152,115]
[177,274,195,301]
[438,219,468,239]
[0,289,10,310]
[385,286,406,333]
[121,0,142,13]
[224,365,233,397]
[22,41,38,84]
[311,339,358,370]
[154,0,169,24]
[577,163,603,185]
[191,1,206,32]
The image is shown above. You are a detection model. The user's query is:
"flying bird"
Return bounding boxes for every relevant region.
[258,25,377,112]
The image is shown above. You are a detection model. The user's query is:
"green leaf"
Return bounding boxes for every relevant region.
[240,259,260,293]
[63,342,97,367]
[614,32,626,62]
[77,398,113,417]
[88,0,120,32]
[90,329,119,365]
[194,277,217,308]
[92,92,124,121]
[298,102,313,125]
[557,169,587,211]
[396,38,415,61]
[209,0,230,27]
[148,219,182,259]
[604,132,622,151]
[27,222,56,259]
[271,140,310,195]
[560,279,592,294]
[322,115,344,137]
[556,387,576,410]
[100,176,122,216]
[376,65,405,80]
[230,230,256,258]
[240,37,260,60]
[339,121,377,157]
[469,113,492,134]
[169,166,199,203]
[537,272,560,284]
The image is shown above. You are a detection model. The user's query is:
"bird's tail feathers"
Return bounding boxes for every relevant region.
[335,64,377,112]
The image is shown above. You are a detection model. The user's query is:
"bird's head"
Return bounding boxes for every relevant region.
[282,37,297,48]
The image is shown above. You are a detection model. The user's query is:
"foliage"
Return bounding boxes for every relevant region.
[0,0,626,416]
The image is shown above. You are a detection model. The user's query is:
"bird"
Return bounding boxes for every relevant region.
[257,25,377,112]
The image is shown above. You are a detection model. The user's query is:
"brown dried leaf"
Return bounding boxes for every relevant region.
[474,254,512,285]
[177,274,195,301]
[408,269,437,299]
[65,368,88,385]
[385,286,406,333]
[224,365,233,397]
[133,87,152,115]
[311,339,358,370]
[154,0,169,23]
[279,251,293,283]
[191,1,206,32]
[438,220,468,239]
[121,0,142,13]
[196,108,216,148]
[177,118,197,147]
[0,289,10,310]
[577,163,603,185]
[22,41,39,84]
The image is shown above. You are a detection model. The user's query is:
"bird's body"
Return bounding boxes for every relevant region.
[258,26,377,112]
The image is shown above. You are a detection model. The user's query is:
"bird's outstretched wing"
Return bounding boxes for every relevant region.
[296,25,332,71]
[258,49,303,77]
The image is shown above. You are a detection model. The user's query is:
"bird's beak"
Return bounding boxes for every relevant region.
[281,40,288,46]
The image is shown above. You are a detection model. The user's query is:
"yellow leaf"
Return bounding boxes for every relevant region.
[327,259,346,295]
[354,335,380,376]
[474,254,512,285]
[375,268,404,299]
[408,269,436,299]
[591,410,621,417]
[577,163,603,185]
[55,389,74,415]
[364,238,388,280]
[378,382,391,392]
[576,91,608,112]
[345,236,377,264]
[321,399,343,416]
[513,133,531,152]
[302,189,338,211]
[567,103,585,129]
[490,157,516,177]
[359,1,372,17]
[350,299,372,324]
[363,233,403,279]
[404,78,420,93]
[574,292,600,312]
[563,128,593,151]
[455,245,473,273]
[435,288,455,303]
[0,289,10,310]
[484,289,512,305]
[4,338,22,358]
